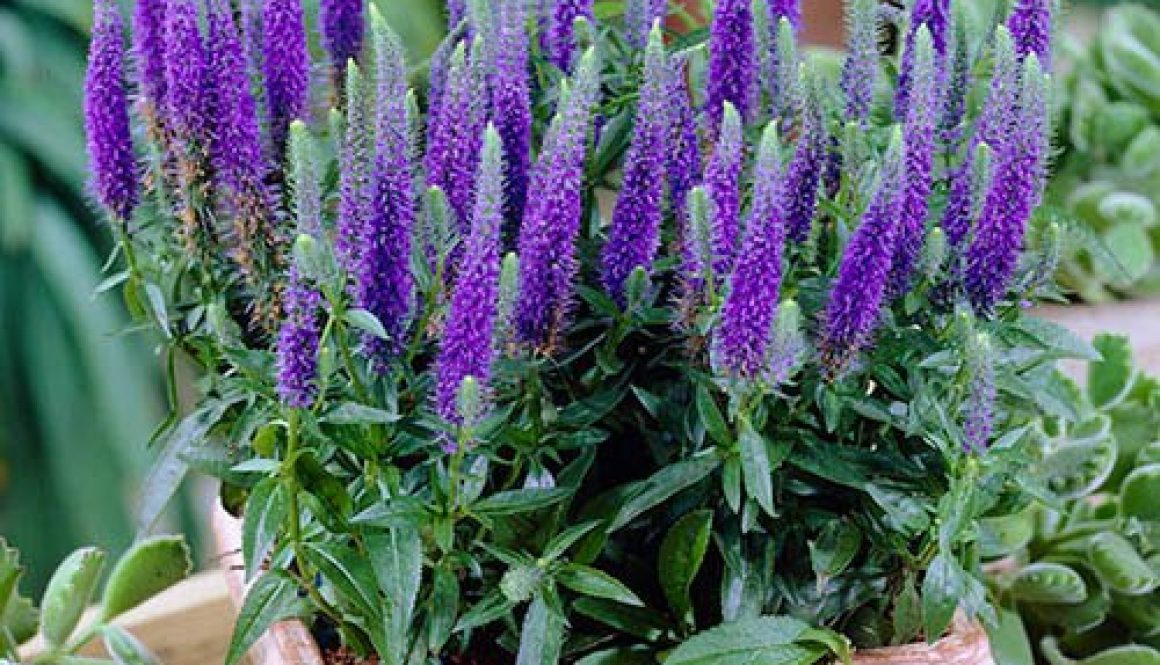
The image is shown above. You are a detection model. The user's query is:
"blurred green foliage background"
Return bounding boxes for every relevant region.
[0,0,445,594]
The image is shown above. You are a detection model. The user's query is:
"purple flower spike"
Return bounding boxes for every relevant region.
[894,0,950,120]
[706,0,756,132]
[840,0,878,124]
[436,126,506,425]
[208,0,268,193]
[546,0,594,71]
[207,0,279,281]
[448,0,468,28]
[963,331,996,452]
[888,26,940,294]
[263,0,311,156]
[320,0,366,76]
[493,0,533,223]
[667,57,701,224]
[964,55,1048,313]
[703,102,744,279]
[86,0,138,222]
[337,62,373,271]
[941,142,991,251]
[625,0,667,49]
[425,41,489,236]
[602,25,669,304]
[276,266,322,408]
[131,0,167,113]
[1008,0,1051,70]
[767,0,801,28]
[515,48,601,349]
[162,0,210,146]
[356,9,417,362]
[713,122,787,379]
[783,87,827,243]
[821,129,905,372]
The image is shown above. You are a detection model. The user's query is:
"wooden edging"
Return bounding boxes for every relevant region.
[212,505,326,665]
[1035,299,1160,376]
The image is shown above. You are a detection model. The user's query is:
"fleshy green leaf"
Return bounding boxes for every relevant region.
[1088,334,1138,410]
[100,535,191,622]
[102,625,162,665]
[1011,562,1088,604]
[40,547,106,646]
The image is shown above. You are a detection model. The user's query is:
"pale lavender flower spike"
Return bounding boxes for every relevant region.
[703,102,744,279]
[602,24,670,304]
[493,0,533,223]
[86,0,138,222]
[783,77,827,243]
[894,0,950,120]
[840,0,877,124]
[436,126,506,427]
[131,0,167,113]
[625,0,667,50]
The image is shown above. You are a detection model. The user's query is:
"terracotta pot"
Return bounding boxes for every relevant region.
[216,504,994,665]
[848,614,995,665]
[212,505,325,665]
[1036,299,1160,376]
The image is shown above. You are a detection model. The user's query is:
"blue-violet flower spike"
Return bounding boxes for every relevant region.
[703,101,744,279]
[86,0,138,222]
[706,0,756,131]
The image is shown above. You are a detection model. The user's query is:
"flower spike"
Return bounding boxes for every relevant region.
[85,0,138,222]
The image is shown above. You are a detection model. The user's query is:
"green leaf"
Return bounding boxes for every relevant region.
[241,479,288,580]
[542,521,602,561]
[658,510,712,625]
[454,590,514,633]
[809,520,861,581]
[892,574,922,646]
[1038,435,1118,500]
[984,608,1034,665]
[558,564,643,606]
[428,564,459,653]
[608,456,720,532]
[1011,562,1088,604]
[1087,532,1156,595]
[1076,645,1160,665]
[40,547,106,647]
[1088,334,1138,409]
[572,597,669,641]
[344,308,389,339]
[738,418,775,517]
[1121,463,1160,521]
[665,616,830,665]
[136,398,239,535]
[516,594,564,665]
[1103,223,1154,285]
[225,571,307,665]
[574,647,656,665]
[322,402,400,425]
[921,553,965,642]
[366,526,422,645]
[100,536,192,622]
[473,487,574,515]
[1017,318,1101,361]
[695,386,729,446]
[304,542,381,619]
[102,625,162,665]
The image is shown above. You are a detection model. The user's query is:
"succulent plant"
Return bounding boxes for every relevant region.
[1050,3,1160,302]
[985,334,1160,665]
[0,535,191,663]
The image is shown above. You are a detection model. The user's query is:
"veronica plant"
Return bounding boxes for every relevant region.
[85,0,1093,663]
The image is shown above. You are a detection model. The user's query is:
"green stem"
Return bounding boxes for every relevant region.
[283,409,343,624]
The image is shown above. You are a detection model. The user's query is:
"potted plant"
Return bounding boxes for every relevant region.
[82,0,1097,663]
[984,334,1160,665]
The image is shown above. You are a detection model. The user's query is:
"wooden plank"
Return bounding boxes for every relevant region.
[1037,299,1160,378]
[19,569,237,665]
